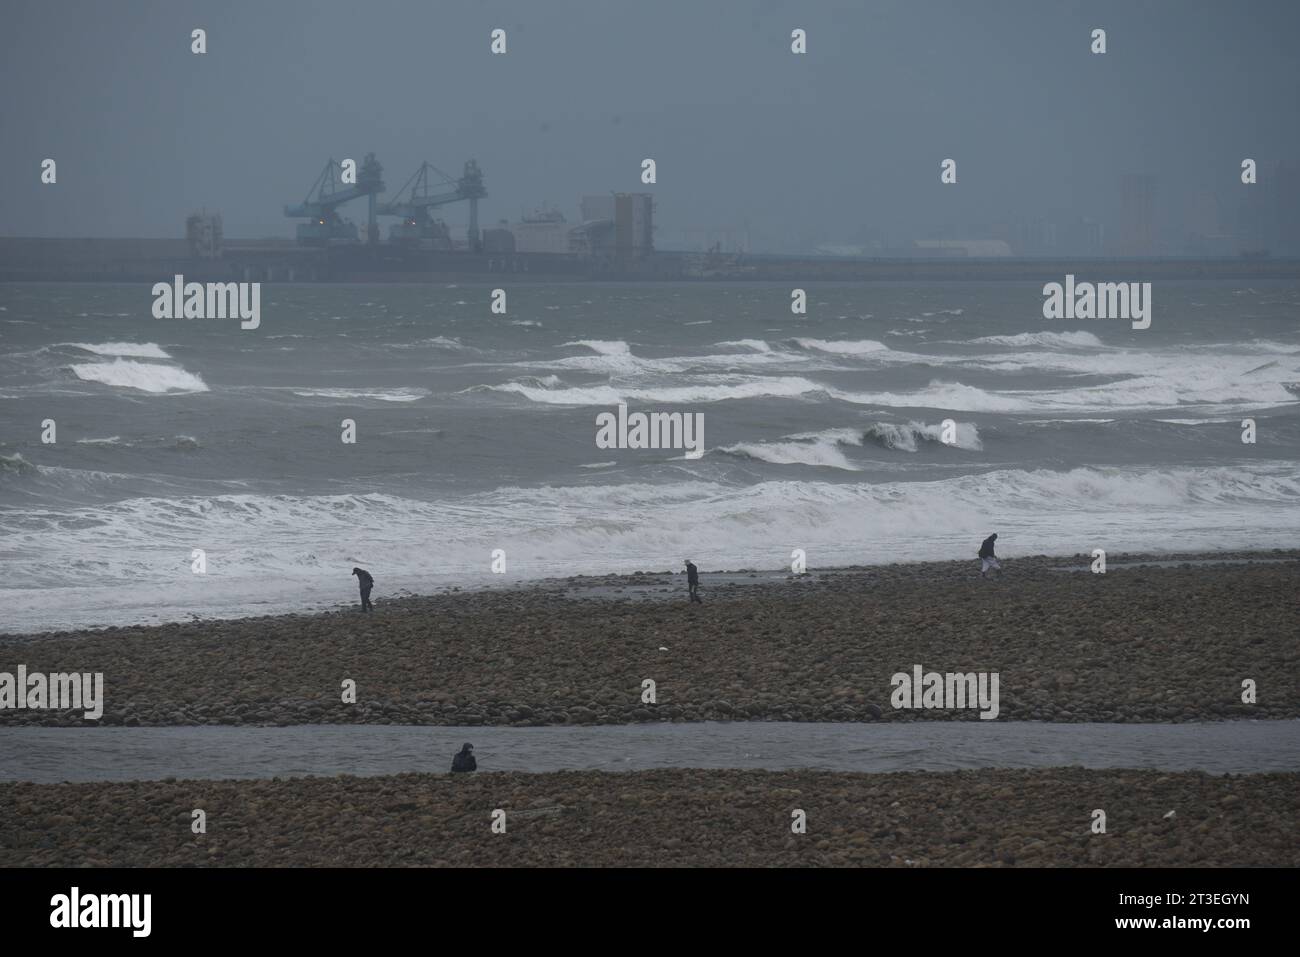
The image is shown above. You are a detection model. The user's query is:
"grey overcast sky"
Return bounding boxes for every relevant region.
[2,0,1298,250]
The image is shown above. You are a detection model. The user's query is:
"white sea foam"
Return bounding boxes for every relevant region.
[719,439,861,471]
[392,336,465,350]
[513,343,798,376]
[832,366,1299,413]
[7,465,1299,633]
[479,375,824,406]
[291,388,428,402]
[69,359,208,394]
[965,331,1103,348]
[718,419,980,469]
[714,339,772,352]
[792,338,890,356]
[862,420,983,451]
[1022,418,1117,424]
[832,380,1029,412]
[63,342,172,358]
[563,339,631,355]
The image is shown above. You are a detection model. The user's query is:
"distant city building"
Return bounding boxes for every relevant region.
[511,206,576,255]
[501,193,653,258]
[481,225,516,254]
[1266,159,1300,255]
[186,211,223,259]
[1118,174,1157,255]
[1013,219,1058,256]
[1059,217,1104,256]
[578,193,654,258]
[1182,191,1234,256]
[813,244,871,257]
[911,239,1013,257]
[680,227,750,253]
[579,195,615,223]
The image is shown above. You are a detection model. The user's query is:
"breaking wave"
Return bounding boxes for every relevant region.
[7,465,1299,633]
[792,338,890,356]
[965,331,1104,348]
[62,341,173,359]
[69,359,208,394]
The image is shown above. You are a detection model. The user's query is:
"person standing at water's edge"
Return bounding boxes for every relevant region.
[451,743,476,772]
[978,534,1001,579]
[351,566,375,611]
[685,559,702,603]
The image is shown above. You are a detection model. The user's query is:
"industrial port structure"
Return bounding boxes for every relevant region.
[3,151,1300,283]
[0,152,662,283]
[271,152,654,277]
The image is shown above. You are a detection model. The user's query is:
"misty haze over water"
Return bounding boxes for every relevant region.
[3,0,1300,255]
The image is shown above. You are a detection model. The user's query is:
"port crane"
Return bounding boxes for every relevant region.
[284,153,385,246]
[378,160,487,251]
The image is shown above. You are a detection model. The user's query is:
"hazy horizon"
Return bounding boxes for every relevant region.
[3,0,1299,254]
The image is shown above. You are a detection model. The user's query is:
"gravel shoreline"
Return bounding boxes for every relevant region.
[2,551,1296,727]
[2,768,1294,867]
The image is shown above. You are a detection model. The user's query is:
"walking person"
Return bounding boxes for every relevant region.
[978,534,1001,579]
[351,566,375,611]
[684,558,702,603]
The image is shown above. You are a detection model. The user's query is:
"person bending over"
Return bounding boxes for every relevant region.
[978,534,1001,579]
[684,559,702,603]
[351,566,375,611]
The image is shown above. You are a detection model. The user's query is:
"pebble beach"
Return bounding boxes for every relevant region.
[2,767,1295,867]
[2,552,1296,728]
[5,551,1296,868]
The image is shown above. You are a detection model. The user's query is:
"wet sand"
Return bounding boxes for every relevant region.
[2,551,1296,727]
[2,767,1294,867]
[8,720,1298,782]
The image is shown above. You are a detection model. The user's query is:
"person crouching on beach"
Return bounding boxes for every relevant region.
[451,743,476,772]
[978,534,1001,579]
[351,566,375,611]
[685,559,702,603]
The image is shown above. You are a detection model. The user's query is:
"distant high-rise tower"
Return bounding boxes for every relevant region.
[1266,159,1300,254]
[1118,175,1157,256]
[1061,217,1104,256]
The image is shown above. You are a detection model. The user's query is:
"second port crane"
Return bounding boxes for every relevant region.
[378,160,487,251]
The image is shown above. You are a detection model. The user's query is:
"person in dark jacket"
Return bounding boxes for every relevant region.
[451,743,476,773]
[351,566,374,611]
[978,534,1001,578]
[684,559,702,603]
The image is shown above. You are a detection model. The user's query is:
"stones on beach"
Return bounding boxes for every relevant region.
[3,767,1296,868]
[3,557,1296,729]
